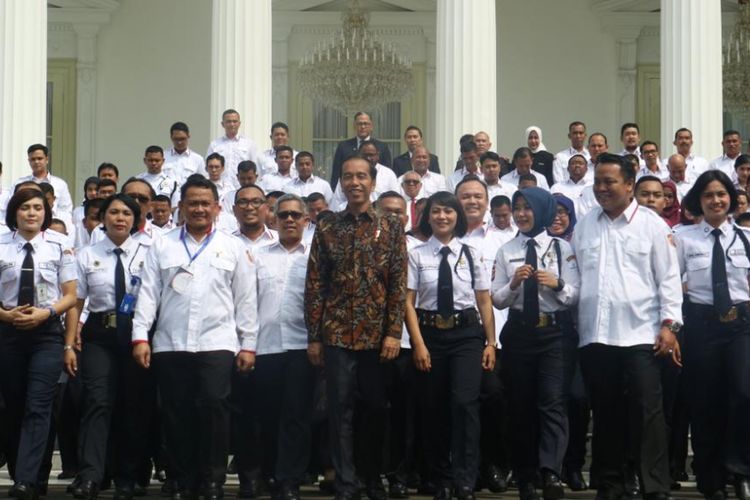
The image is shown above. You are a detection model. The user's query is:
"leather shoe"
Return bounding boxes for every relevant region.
[67,477,82,495]
[8,483,37,500]
[541,471,564,500]
[73,480,99,500]
[365,480,387,500]
[236,478,260,499]
[276,483,299,500]
[455,485,474,500]
[624,469,641,499]
[707,490,727,500]
[432,486,451,500]
[388,480,409,499]
[643,493,672,500]
[564,469,587,492]
[58,471,77,480]
[114,485,135,500]
[519,483,540,500]
[735,477,750,500]
[333,493,361,500]
[484,465,507,493]
[202,482,224,500]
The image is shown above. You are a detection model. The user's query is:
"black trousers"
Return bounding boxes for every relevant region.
[683,304,750,495]
[479,348,511,475]
[563,357,590,473]
[324,346,388,495]
[580,343,670,496]
[231,365,261,488]
[153,350,234,490]
[419,324,484,490]
[501,320,575,483]
[0,325,63,485]
[76,324,155,487]
[58,367,83,473]
[254,350,315,484]
[386,347,424,483]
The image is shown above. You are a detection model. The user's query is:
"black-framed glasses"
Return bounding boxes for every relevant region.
[127,194,152,204]
[277,210,305,221]
[402,179,421,185]
[235,198,265,208]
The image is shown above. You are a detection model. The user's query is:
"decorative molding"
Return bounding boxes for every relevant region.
[290,25,424,36]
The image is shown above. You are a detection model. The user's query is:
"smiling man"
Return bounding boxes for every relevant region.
[305,154,406,500]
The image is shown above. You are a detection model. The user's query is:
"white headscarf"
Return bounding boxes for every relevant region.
[525,126,546,153]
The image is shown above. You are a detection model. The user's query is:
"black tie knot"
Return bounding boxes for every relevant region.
[113,248,124,257]
[527,238,536,248]
[23,242,33,253]
[712,228,723,238]
[439,246,451,257]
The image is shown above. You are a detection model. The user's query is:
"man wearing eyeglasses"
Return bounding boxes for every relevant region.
[637,141,670,181]
[330,111,393,190]
[232,185,278,250]
[251,194,313,500]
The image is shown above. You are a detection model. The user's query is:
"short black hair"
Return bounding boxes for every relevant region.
[480,151,501,164]
[207,152,225,167]
[596,153,636,184]
[620,122,640,137]
[736,212,750,225]
[635,175,663,191]
[377,190,405,205]
[736,155,750,170]
[98,178,117,190]
[181,174,219,201]
[97,162,119,177]
[235,184,266,203]
[341,153,377,180]
[490,195,511,210]
[99,194,142,235]
[683,170,738,216]
[641,140,659,151]
[6,189,52,230]
[222,109,240,119]
[145,145,164,156]
[674,127,692,139]
[270,122,289,134]
[237,160,256,174]
[27,144,48,157]
[266,190,286,200]
[170,122,189,135]
[153,194,171,205]
[569,121,586,131]
[296,151,315,164]
[275,145,294,155]
[121,177,156,200]
[589,132,608,145]
[418,192,468,238]
[49,218,67,233]
[455,174,488,198]
[83,198,104,217]
[305,192,327,204]
[724,129,742,139]
[459,134,475,146]
[512,147,533,163]
[518,173,537,185]
[404,125,423,137]
[460,141,478,154]
[38,182,55,196]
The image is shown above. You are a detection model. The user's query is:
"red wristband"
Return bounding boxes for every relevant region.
[131,340,149,346]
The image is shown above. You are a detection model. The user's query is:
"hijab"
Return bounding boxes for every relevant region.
[512,187,557,238]
[525,126,547,153]
[661,180,681,227]
[549,193,577,241]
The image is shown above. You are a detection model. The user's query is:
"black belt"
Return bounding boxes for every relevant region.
[87,311,132,330]
[508,309,571,329]
[688,301,749,323]
[417,309,478,330]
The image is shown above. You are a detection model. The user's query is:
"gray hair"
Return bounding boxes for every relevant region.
[273,193,308,215]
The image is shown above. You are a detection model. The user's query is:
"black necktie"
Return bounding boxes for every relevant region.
[523,238,540,324]
[711,228,732,315]
[113,248,128,343]
[437,246,454,317]
[18,242,35,306]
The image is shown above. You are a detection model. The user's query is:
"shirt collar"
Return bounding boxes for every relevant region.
[13,231,44,251]
[699,219,732,237]
[102,234,136,255]
[268,239,308,254]
[343,206,376,222]
[518,231,550,247]
[598,198,639,224]
[169,147,191,157]
[428,235,461,255]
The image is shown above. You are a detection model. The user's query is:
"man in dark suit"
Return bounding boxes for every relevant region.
[392,125,440,177]
[330,111,392,190]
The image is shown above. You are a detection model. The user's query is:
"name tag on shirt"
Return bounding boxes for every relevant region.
[729,249,746,257]
[36,284,49,302]
[170,266,194,294]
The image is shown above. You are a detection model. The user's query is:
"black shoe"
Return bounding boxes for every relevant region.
[454,485,474,500]
[432,487,451,500]
[154,470,168,483]
[673,471,689,482]
[318,480,335,496]
[365,479,387,500]
[58,471,77,480]
[624,469,640,499]
[564,469,588,492]
[277,483,299,500]
[736,477,750,500]
[417,481,436,496]
[114,485,135,500]
[706,490,727,500]
[387,480,409,499]
[73,480,99,500]
[519,483,540,500]
[541,471,564,500]
[237,478,260,499]
[67,477,82,495]
[484,465,508,493]
[202,482,224,500]
[8,483,36,500]
[133,484,147,497]
[227,457,237,475]
[333,493,361,500]
[507,472,518,489]
[643,493,672,500]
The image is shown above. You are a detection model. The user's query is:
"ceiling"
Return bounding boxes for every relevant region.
[591,0,739,12]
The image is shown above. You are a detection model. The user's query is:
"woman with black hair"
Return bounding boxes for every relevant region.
[404,191,495,500]
[492,187,580,500]
[64,194,150,500]
[675,170,750,500]
[0,188,77,500]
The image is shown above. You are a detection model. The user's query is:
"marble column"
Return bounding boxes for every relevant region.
[661,0,723,159]
[210,0,273,148]
[73,23,100,194]
[0,0,47,183]
[435,0,496,176]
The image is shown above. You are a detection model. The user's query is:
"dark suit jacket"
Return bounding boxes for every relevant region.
[330,137,392,189]
[392,152,441,177]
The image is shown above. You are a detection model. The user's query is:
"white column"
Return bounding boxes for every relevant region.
[73,23,100,195]
[435,0,496,176]
[210,0,272,147]
[661,0,723,159]
[616,34,639,128]
[0,0,47,183]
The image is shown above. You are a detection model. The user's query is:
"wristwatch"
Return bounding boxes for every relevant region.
[661,319,683,334]
[46,306,58,320]
[63,345,74,351]
[552,278,565,292]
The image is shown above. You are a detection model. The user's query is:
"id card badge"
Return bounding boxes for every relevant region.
[36,284,49,303]
[119,293,137,314]
[170,267,193,294]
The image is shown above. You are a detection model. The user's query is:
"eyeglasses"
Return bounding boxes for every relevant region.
[402,179,421,186]
[235,198,265,208]
[276,210,305,221]
[126,194,152,204]
[642,149,659,155]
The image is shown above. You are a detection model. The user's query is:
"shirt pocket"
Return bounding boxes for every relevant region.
[87,267,110,289]
[210,256,235,273]
[420,266,439,285]
[729,255,750,270]
[686,256,711,272]
[38,262,58,286]
[578,238,601,270]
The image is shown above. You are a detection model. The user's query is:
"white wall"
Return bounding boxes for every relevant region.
[95,0,212,180]
[496,0,619,157]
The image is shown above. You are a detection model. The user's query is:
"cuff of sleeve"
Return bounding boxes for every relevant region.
[240,336,257,352]
[386,330,402,339]
[240,349,256,354]
[131,340,149,346]
[131,328,149,343]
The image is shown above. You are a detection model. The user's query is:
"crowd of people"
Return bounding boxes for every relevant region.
[0,109,748,500]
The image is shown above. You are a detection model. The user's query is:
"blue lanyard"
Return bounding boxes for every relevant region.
[180,227,215,265]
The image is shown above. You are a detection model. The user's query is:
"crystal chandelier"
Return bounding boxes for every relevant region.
[724,0,750,116]
[298,0,414,114]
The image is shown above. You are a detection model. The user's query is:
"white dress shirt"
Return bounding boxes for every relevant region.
[492,232,580,312]
[136,171,180,207]
[257,147,299,177]
[13,173,74,217]
[0,230,76,308]
[253,241,310,355]
[206,134,259,189]
[674,220,750,306]
[486,182,518,202]
[233,226,278,250]
[683,153,709,177]
[447,167,482,194]
[407,236,490,311]
[331,163,399,208]
[709,154,741,177]
[574,186,598,219]
[637,161,670,181]
[572,200,683,347]
[163,148,206,185]
[284,175,334,204]
[553,146,590,184]
[670,176,695,202]
[259,172,296,194]
[90,220,161,247]
[500,169,550,190]
[550,177,592,204]
[132,228,258,353]
[76,235,149,312]
[403,171,449,198]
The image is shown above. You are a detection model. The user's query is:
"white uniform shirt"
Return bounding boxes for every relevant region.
[492,232,580,313]
[210,178,234,204]
[90,220,161,247]
[401,171,448,198]
[401,234,424,348]
[331,163,399,208]
[407,236,490,311]
[233,227,278,251]
[163,148,206,185]
[76,235,149,312]
[447,167,482,194]
[0,231,76,308]
[253,241,310,355]
[259,172,296,194]
[136,171,180,208]
[708,154,740,177]
[284,176,333,204]
[486,182,518,203]
[500,169,550,190]
[13,174,74,217]
[670,177,695,202]
[132,228,258,353]
[637,161,670,181]
[575,185,599,219]
[572,200,683,347]
[206,135,259,189]
[683,153,709,177]
[553,146,590,184]
[550,177,592,204]
[257,147,299,177]
[674,220,750,306]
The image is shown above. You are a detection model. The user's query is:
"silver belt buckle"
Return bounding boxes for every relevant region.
[105,312,117,329]
[719,306,738,323]
[434,314,456,330]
